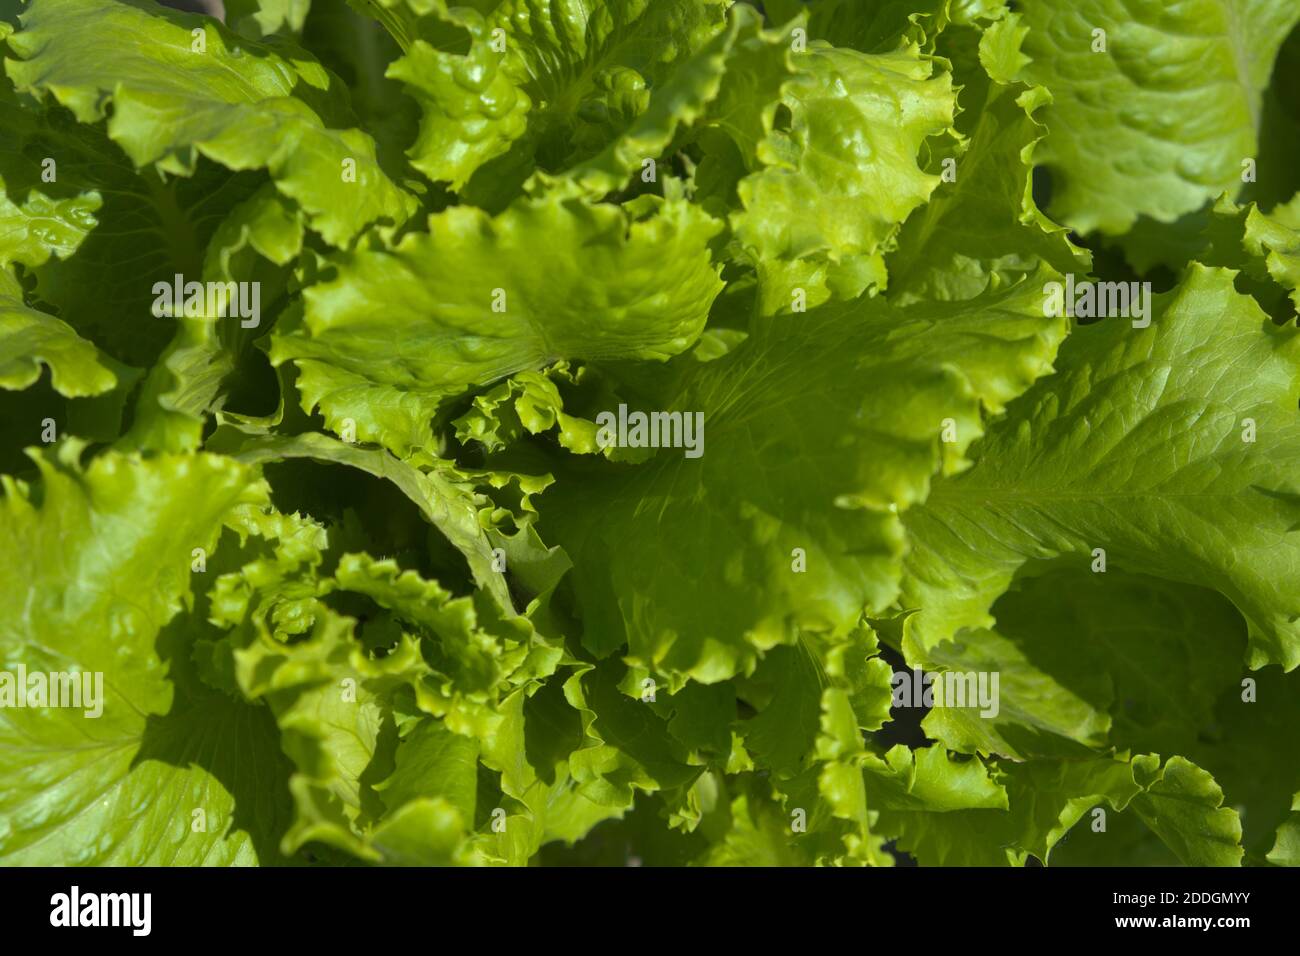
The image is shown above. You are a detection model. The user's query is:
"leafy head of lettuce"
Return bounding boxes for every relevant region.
[1,0,1299,868]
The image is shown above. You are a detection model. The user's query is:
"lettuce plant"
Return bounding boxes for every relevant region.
[2,0,1299,867]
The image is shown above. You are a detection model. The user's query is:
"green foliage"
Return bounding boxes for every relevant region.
[1,0,1297,867]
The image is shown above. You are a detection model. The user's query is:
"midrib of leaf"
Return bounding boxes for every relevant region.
[359,0,414,54]
[145,173,204,278]
[1219,0,1262,133]
[925,488,1270,501]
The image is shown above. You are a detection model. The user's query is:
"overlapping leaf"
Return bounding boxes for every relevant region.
[901,266,1300,672]
[537,270,1067,688]
[1019,0,1300,234]
[269,193,724,453]
[0,444,292,865]
[5,0,415,246]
